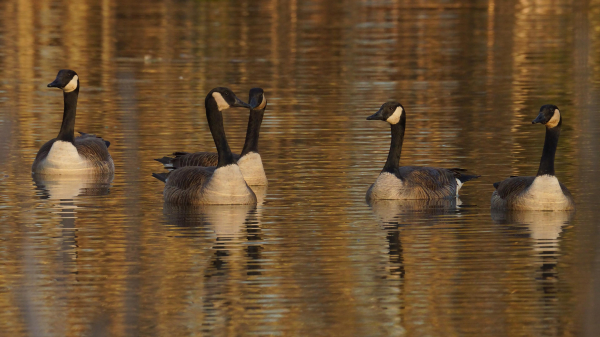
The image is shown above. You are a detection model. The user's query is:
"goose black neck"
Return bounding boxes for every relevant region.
[382,115,406,173]
[240,108,265,156]
[57,89,79,143]
[536,125,560,176]
[205,97,235,167]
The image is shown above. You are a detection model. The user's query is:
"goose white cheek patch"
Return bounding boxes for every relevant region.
[63,75,78,93]
[546,109,561,128]
[257,95,267,109]
[386,106,403,124]
[212,92,230,111]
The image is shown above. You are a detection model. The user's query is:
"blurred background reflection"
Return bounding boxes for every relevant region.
[0,0,599,336]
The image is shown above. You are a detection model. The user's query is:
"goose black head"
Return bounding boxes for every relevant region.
[47,69,79,93]
[249,88,267,110]
[532,104,561,128]
[367,101,405,125]
[208,87,251,111]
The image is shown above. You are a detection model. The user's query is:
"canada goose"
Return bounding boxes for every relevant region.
[31,69,114,175]
[491,105,575,210]
[365,102,479,201]
[152,87,257,205]
[155,88,268,185]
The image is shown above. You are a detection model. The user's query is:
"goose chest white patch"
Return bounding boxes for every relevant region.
[201,164,256,204]
[237,152,268,185]
[386,106,403,125]
[212,92,230,111]
[367,172,406,200]
[63,75,79,93]
[546,109,561,128]
[518,175,571,209]
[39,140,89,173]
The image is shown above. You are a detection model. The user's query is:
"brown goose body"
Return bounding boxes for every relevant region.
[32,132,114,175]
[366,102,479,201]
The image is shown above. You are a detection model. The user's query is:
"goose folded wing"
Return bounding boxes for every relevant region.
[494,176,535,199]
[399,166,456,198]
[168,151,242,169]
[165,166,213,190]
[75,134,112,162]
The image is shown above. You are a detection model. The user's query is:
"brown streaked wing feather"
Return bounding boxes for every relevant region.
[399,166,456,198]
[74,134,111,162]
[163,166,214,204]
[495,176,535,200]
[165,166,212,191]
[171,151,241,169]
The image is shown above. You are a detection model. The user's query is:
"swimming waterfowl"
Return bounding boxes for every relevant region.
[366,101,479,201]
[155,88,268,185]
[491,105,575,210]
[152,87,257,205]
[31,69,114,175]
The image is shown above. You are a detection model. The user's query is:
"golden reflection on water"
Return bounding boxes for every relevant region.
[1,0,600,336]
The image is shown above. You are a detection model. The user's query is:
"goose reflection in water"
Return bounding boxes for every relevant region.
[32,174,113,268]
[492,210,574,295]
[162,201,264,327]
[368,198,463,284]
[163,183,266,267]
[368,197,462,228]
[33,173,113,200]
[18,174,114,334]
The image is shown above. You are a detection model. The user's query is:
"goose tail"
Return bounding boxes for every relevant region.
[154,157,175,169]
[152,172,169,183]
[457,174,481,184]
[449,168,481,183]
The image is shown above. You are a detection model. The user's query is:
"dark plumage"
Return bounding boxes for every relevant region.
[156,151,240,170]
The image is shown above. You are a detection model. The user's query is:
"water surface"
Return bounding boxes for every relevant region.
[1,0,600,336]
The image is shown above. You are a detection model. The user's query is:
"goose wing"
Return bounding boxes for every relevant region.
[163,166,213,190]
[493,176,535,200]
[160,166,214,204]
[398,166,457,198]
[156,151,241,170]
[74,133,112,162]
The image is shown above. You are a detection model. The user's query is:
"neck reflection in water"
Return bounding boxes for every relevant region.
[492,210,575,296]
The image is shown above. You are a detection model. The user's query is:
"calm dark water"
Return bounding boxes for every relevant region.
[1,0,599,336]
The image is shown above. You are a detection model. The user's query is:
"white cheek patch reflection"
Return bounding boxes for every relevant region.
[212,92,230,111]
[63,75,78,93]
[546,109,561,128]
[257,95,267,109]
[386,106,403,124]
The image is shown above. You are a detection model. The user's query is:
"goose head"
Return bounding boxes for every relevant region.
[367,101,404,125]
[248,88,267,110]
[208,87,251,111]
[532,104,561,128]
[48,69,79,93]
